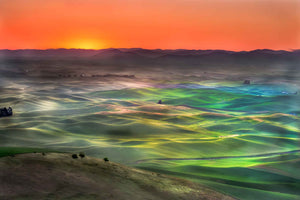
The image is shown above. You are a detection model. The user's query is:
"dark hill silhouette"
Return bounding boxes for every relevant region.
[0,48,299,68]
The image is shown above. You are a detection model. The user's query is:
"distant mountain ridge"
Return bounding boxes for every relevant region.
[0,48,299,67]
[0,48,299,57]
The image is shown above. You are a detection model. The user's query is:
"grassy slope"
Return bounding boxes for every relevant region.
[0,147,57,157]
[0,153,235,200]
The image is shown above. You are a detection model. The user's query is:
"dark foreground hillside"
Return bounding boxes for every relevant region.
[0,153,235,200]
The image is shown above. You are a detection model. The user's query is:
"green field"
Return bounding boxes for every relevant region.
[0,76,299,199]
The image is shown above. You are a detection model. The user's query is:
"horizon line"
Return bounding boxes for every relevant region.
[0,47,299,52]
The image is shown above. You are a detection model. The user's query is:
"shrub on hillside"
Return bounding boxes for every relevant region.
[79,152,85,159]
[103,157,109,162]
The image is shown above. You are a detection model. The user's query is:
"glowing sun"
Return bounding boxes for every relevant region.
[64,39,108,49]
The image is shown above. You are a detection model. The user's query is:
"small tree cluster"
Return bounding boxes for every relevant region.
[72,152,86,159]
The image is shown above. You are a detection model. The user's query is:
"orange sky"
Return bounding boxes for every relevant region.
[0,0,299,50]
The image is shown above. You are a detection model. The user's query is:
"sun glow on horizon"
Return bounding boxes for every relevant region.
[63,39,109,50]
